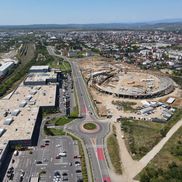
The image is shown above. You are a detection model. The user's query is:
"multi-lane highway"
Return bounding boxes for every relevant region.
[47,46,111,182]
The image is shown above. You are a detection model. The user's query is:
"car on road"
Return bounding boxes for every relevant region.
[61,172,68,181]
[12,159,15,163]
[59,152,67,157]
[76,169,82,173]
[36,161,42,164]
[56,144,61,147]
[75,161,81,167]
[74,155,82,159]
[56,155,61,159]
[7,167,14,173]
[77,179,83,182]
[8,173,14,180]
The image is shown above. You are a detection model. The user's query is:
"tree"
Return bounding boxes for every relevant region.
[140,172,150,182]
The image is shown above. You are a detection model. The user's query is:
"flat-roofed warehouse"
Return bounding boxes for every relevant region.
[24,65,58,85]
[24,72,57,85]
[0,66,60,173]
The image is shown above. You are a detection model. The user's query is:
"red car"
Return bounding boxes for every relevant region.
[56,155,61,159]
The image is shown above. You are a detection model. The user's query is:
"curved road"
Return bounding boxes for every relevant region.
[47,46,111,182]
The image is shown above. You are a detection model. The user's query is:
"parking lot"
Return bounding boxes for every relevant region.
[59,73,74,116]
[3,136,83,182]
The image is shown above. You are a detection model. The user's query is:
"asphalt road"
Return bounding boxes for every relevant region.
[47,46,111,182]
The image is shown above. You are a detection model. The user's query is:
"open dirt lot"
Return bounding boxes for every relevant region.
[78,57,182,120]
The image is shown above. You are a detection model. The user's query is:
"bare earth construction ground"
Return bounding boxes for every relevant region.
[78,57,182,182]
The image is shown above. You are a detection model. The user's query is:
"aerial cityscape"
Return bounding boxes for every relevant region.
[0,1,181,182]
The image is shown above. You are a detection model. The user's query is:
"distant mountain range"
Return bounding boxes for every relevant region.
[0,19,182,30]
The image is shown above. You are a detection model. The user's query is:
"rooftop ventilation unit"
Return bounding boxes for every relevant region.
[11,109,20,116]
[4,117,13,125]
[0,128,6,137]
[19,100,27,108]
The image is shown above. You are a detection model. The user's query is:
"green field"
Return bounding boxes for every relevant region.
[60,61,71,72]
[122,109,182,160]
[122,119,163,160]
[107,125,122,174]
[138,127,182,182]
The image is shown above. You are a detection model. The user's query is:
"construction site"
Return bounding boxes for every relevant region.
[79,57,181,120]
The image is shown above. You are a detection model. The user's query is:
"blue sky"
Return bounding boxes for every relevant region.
[0,0,181,25]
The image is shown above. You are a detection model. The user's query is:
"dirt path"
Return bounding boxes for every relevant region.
[113,119,182,182]
[139,119,182,171]
[114,122,142,182]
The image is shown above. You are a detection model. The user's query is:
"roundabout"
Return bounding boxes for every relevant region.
[83,123,97,130]
[80,122,101,134]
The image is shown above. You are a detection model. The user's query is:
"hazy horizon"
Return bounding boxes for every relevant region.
[0,0,182,25]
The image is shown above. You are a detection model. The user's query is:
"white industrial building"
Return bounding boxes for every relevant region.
[0,58,19,77]
[29,65,49,73]
[0,62,14,77]
[140,107,154,114]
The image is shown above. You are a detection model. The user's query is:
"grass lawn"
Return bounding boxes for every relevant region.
[83,123,97,130]
[47,116,73,126]
[44,127,65,136]
[137,127,182,182]
[107,125,122,174]
[70,105,79,118]
[49,56,71,72]
[122,119,164,160]
[60,61,71,72]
